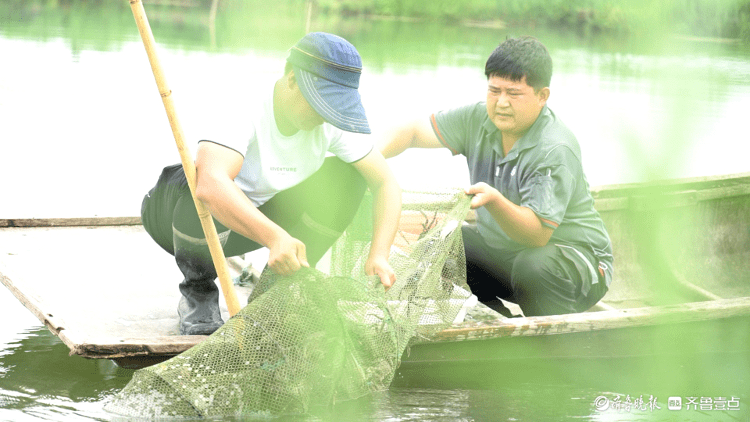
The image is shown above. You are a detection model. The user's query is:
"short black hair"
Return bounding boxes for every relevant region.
[485,36,552,91]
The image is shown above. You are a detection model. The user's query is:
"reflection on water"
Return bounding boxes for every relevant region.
[1,1,749,218]
[0,326,129,421]
[1,290,747,421]
[0,325,582,422]
[0,325,620,422]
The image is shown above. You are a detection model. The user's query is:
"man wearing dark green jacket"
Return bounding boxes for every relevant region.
[380,36,613,316]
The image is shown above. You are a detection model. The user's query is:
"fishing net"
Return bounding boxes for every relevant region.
[105,189,473,418]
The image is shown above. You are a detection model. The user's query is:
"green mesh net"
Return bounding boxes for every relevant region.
[104,189,473,418]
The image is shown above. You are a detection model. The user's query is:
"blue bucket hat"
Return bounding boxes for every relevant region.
[287,32,370,134]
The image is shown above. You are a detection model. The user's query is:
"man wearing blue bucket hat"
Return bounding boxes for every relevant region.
[141,32,402,335]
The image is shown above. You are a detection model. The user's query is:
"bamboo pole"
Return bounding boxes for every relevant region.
[129,0,241,317]
[305,0,313,33]
[209,0,219,49]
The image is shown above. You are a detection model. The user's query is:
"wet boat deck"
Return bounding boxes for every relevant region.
[0,223,253,359]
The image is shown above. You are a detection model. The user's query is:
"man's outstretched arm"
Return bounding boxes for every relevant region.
[351,148,402,289]
[377,118,444,158]
[194,141,309,275]
[465,182,554,247]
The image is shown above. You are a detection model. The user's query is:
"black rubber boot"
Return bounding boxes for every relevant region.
[174,229,225,335]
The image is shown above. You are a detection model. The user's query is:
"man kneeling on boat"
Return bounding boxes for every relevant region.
[379,36,613,317]
[140,32,401,335]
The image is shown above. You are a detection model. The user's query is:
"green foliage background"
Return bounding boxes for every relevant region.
[2,0,749,42]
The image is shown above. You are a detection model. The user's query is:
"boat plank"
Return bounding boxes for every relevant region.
[425,297,750,343]
[0,268,67,335]
[72,336,207,359]
[0,217,142,228]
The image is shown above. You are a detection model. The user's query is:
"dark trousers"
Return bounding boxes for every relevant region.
[140,157,367,268]
[462,225,608,316]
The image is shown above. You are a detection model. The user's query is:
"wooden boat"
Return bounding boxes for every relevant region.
[2,172,749,376]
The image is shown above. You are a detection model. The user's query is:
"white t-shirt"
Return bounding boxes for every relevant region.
[200,90,373,207]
